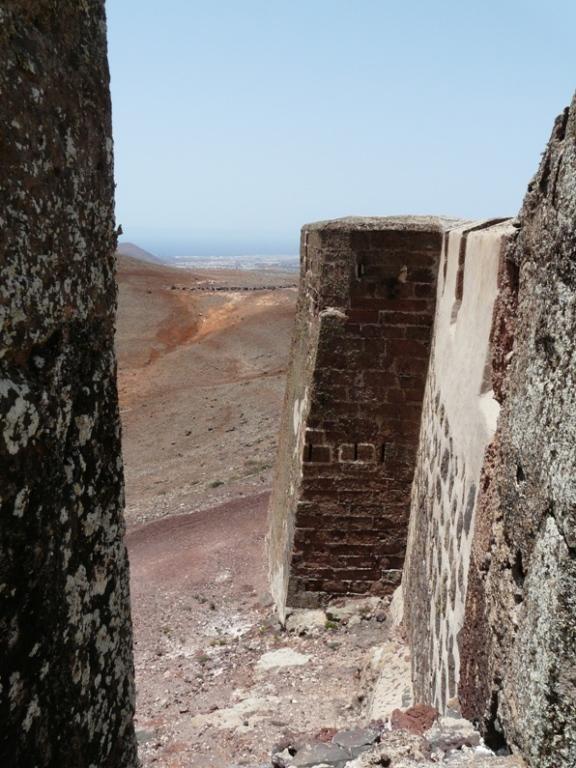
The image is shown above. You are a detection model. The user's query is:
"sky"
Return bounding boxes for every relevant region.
[107,0,576,259]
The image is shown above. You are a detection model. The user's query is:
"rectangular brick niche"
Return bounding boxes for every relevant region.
[267,216,465,616]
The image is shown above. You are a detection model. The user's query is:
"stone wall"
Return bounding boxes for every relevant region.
[0,3,137,766]
[401,220,514,710]
[267,217,463,618]
[269,101,576,767]
[399,96,576,767]
[457,97,576,766]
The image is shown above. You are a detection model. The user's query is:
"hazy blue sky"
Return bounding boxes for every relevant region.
[107,1,576,258]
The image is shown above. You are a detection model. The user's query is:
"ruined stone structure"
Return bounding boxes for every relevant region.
[268,216,466,616]
[402,219,515,711]
[269,96,576,767]
[2,1,574,763]
[402,98,576,766]
[0,3,137,766]
[456,97,576,765]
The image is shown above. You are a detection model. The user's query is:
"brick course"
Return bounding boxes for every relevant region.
[268,216,466,612]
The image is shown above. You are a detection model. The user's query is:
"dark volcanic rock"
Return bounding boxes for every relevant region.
[0,3,136,767]
[459,94,576,767]
[332,726,379,750]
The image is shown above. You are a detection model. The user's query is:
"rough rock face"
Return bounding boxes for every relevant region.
[0,3,137,766]
[458,95,576,766]
[267,217,463,619]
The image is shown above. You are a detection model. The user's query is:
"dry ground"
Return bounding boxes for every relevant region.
[116,255,297,528]
[116,257,413,768]
[116,256,513,768]
[127,491,408,768]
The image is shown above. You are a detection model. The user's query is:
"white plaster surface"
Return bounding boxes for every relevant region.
[403,220,515,710]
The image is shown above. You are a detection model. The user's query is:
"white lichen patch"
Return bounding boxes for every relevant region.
[22,696,41,732]
[91,565,109,596]
[0,380,40,454]
[13,486,30,518]
[65,566,89,626]
[75,414,95,446]
[9,671,23,710]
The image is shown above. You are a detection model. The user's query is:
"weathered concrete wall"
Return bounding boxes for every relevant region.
[0,3,137,766]
[268,98,576,766]
[458,96,576,766]
[397,96,576,767]
[401,220,514,711]
[268,217,463,618]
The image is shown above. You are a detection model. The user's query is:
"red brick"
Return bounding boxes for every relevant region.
[349,581,374,593]
[404,387,425,403]
[322,580,352,594]
[363,371,399,388]
[395,356,430,375]
[388,339,430,358]
[300,488,341,501]
[305,428,327,444]
[331,568,381,581]
[375,298,433,313]
[385,389,404,404]
[349,293,384,307]
[410,268,436,283]
[326,543,374,556]
[380,311,434,327]
[350,231,370,249]
[368,229,441,251]
[323,518,375,533]
[405,325,432,341]
[344,555,379,568]
[413,282,436,298]
[356,443,376,461]
[346,308,380,323]
[379,324,407,339]
[339,444,355,461]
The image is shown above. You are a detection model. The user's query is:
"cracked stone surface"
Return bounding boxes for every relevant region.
[459,93,576,767]
[0,3,136,766]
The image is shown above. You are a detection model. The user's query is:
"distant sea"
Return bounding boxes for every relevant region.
[173,254,300,272]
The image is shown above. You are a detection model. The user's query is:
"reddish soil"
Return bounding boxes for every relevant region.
[116,255,297,528]
[126,490,399,768]
[128,491,270,596]
[116,256,407,768]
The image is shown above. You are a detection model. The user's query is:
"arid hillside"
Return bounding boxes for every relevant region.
[115,254,297,528]
[114,254,528,768]
[114,257,413,768]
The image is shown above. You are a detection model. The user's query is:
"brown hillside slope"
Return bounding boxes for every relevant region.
[115,254,297,527]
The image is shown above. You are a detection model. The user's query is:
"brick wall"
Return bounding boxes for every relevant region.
[268,217,464,616]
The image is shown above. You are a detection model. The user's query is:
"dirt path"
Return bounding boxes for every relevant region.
[127,492,408,768]
[128,491,270,593]
[117,257,511,768]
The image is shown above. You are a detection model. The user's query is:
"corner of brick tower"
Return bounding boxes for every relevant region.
[267,215,466,620]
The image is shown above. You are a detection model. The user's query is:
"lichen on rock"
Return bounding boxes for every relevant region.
[0,3,137,766]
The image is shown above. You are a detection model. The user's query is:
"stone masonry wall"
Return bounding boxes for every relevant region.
[401,220,514,712]
[458,96,576,767]
[397,96,576,768]
[268,217,463,618]
[268,99,576,767]
[0,3,137,766]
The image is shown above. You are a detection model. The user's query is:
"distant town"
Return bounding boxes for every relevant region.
[173,254,300,272]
